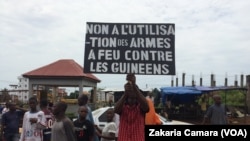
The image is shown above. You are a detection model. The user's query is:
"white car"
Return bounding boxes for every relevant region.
[92,106,193,129]
[157,113,193,125]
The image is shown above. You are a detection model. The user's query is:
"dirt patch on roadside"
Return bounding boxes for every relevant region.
[228,116,250,125]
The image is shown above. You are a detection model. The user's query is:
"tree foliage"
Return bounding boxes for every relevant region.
[196,90,246,107]
[67,90,79,99]
[0,88,11,102]
[152,88,161,106]
[218,90,246,107]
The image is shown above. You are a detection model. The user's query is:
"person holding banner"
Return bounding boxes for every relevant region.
[114,74,149,141]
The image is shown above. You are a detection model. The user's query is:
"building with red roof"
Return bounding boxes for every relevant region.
[22,59,100,103]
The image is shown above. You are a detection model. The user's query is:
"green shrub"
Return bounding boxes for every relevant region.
[66,112,77,120]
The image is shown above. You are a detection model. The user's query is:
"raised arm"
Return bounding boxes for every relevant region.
[133,84,149,113]
[114,94,127,115]
[127,73,149,113]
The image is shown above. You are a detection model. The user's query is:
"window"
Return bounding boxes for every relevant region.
[98,110,108,122]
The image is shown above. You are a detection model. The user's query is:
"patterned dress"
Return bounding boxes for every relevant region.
[118,104,145,141]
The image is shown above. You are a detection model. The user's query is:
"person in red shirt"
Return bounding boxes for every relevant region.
[114,74,149,141]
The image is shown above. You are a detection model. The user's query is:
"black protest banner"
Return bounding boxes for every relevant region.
[84,22,175,75]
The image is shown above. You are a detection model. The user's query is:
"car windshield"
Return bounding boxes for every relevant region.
[92,108,103,116]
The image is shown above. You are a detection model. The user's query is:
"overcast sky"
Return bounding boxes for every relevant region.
[1,0,250,91]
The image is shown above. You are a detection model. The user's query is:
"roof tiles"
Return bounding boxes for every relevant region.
[23,59,100,82]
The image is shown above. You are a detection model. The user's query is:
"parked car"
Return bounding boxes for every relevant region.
[92,106,193,130]
[157,113,193,125]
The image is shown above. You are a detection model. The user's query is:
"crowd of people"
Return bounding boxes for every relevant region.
[0,73,228,141]
[0,93,118,141]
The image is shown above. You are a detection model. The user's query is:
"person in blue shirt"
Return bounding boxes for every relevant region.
[0,104,4,113]
[1,102,26,141]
